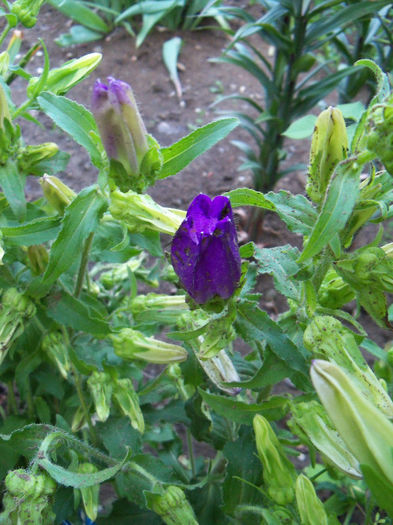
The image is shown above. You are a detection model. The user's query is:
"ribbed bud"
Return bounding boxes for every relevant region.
[10,0,45,27]
[253,414,296,505]
[40,174,76,214]
[87,371,113,422]
[113,378,144,433]
[17,143,59,173]
[41,331,70,379]
[111,328,187,364]
[110,189,185,235]
[146,486,198,525]
[307,107,348,204]
[27,244,48,275]
[295,474,328,525]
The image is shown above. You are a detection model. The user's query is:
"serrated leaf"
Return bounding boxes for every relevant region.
[299,160,361,262]
[159,118,238,179]
[30,186,107,296]
[254,245,301,300]
[37,92,103,168]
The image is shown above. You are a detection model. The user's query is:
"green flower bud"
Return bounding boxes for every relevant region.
[110,189,185,235]
[0,288,36,365]
[17,142,59,173]
[311,359,393,485]
[146,486,198,525]
[99,255,145,289]
[87,371,113,422]
[253,414,296,505]
[28,53,102,97]
[40,174,76,214]
[27,244,48,275]
[78,463,99,522]
[295,474,328,525]
[41,331,70,379]
[10,0,45,27]
[366,93,393,176]
[289,400,361,479]
[304,316,393,417]
[130,293,187,315]
[307,107,348,204]
[0,469,56,524]
[0,83,11,131]
[0,51,10,77]
[317,267,354,309]
[113,377,144,433]
[198,306,236,360]
[111,328,187,364]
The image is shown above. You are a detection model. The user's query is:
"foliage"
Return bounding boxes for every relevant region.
[2,2,393,524]
[213,0,392,235]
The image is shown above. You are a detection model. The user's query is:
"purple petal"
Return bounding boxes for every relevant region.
[91,79,108,112]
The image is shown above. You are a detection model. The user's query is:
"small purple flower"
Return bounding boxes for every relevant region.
[171,194,241,304]
[91,77,148,180]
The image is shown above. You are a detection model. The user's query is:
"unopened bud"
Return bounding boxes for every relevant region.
[295,474,328,525]
[18,142,59,173]
[40,174,76,214]
[11,0,45,27]
[253,414,296,505]
[110,328,187,364]
[307,107,348,204]
[41,332,70,379]
[0,83,11,131]
[113,378,144,433]
[87,371,112,422]
[311,359,393,486]
[27,244,48,275]
[146,486,198,525]
[110,189,185,235]
[78,463,99,522]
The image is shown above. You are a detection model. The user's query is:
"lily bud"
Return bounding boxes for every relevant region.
[304,316,393,417]
[110,189,185,235]
[87,371,113,422]
[307,107,348,204]
[113,378,144,433]
[10,0,45,27]
[27,244,48,275]
[41,332,70,379]
[253,414,296,505]
[0,469,56,524]
[295,474,328,525]
[171,194,241,304]
[110,328,187,364]
[146,486,198,525]
[130,293,187,315]
[40,174,76,214]
[311,359,393,486]
[78,463,100,522]
[92,77,152,191]
[0,288,36,365]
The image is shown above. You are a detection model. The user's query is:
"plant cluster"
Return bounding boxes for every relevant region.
[2,1,393,524]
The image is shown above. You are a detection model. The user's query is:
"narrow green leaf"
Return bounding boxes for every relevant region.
[0,159,26,221]
[283,115,316,139]
[56,26,104,47]
[48,0,110,33]
[32,186,107,295]
[199,388,288,424]
[158,118,238,179]
[299,160,361,262]
[1,216,61,245]
[37,92,102,168]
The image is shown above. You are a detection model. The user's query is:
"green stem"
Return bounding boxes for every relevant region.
[74,232,94,298]
[7,380,18,415]
[71,363,98,445]
[186,428,196,478]
[6,41,41,85]
[12,98,34,119]
[0,22,11,47]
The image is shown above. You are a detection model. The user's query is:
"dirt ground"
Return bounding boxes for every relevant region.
[9,4,393,346]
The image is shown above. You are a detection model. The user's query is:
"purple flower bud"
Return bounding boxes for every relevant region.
[91,77,148,182]
[171,194,241,304]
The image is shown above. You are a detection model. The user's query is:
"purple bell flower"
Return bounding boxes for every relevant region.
[171,194,241,304]
[91,77,148,181]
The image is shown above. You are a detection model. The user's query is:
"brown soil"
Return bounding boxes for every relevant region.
[10,4,393,348]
